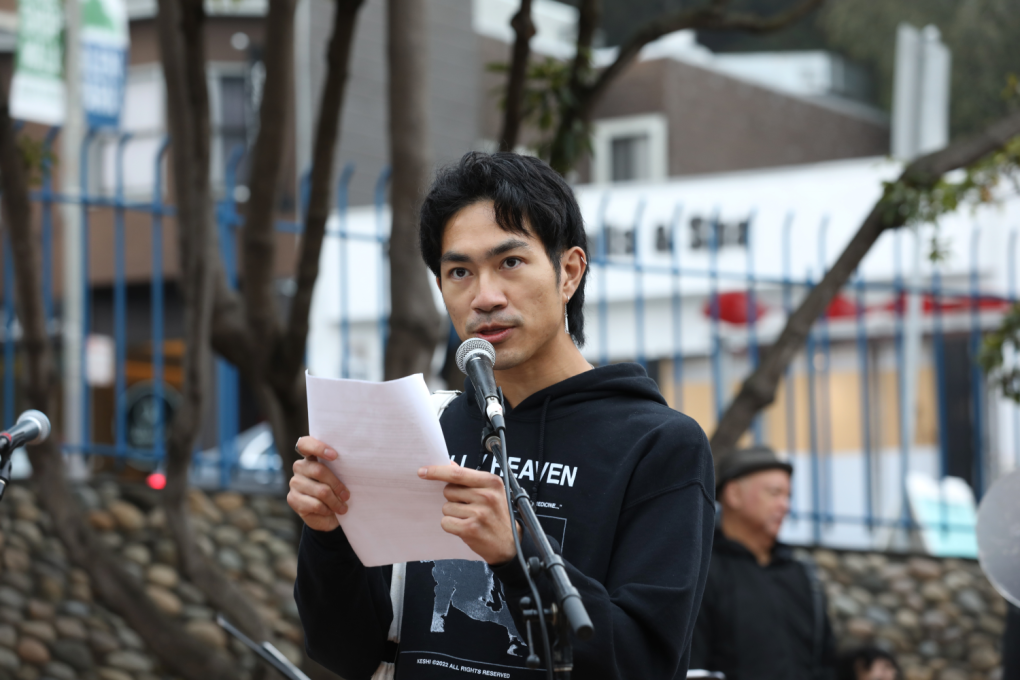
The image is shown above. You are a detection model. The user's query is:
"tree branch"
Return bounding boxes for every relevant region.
[281,0,365,377]
[210,263,256,374]
[241,0,296,353]
[586,0,823,112]
[498,0,534,152]
[709,109,1020,457]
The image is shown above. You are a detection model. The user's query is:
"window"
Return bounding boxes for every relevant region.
[592,114,667,184]
[218,74,249,181]
[611,134,649,182]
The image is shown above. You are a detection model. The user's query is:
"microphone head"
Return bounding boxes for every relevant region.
[456,338,496,375]
[16,410,50,444]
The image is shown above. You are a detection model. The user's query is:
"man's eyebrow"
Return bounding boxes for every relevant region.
[439,251,472,265]
[439,238,531,266]
[486,238,530,259]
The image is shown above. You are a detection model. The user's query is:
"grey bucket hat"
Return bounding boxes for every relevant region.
[715,445,793,495]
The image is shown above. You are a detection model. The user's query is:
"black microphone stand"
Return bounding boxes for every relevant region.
[480,420,593,680]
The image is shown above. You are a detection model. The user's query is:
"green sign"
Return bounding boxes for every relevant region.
[10,0,65,125]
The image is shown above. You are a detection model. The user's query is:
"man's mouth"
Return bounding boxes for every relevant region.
[473,325,514,344]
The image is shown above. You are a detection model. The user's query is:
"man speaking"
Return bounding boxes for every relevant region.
[288,152,714,679]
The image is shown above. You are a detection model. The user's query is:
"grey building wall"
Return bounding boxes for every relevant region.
[297,0,480,208]
[590,57,889,178]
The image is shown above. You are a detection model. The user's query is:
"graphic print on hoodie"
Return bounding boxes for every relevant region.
[295,363,716,680]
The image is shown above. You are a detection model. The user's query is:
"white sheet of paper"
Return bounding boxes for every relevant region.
[305,371,482,566]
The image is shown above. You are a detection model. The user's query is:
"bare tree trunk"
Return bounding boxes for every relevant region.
[709,110,1020,456]
[384,0,441,381]
[208,0,365,478]
[242,0,296,353]
[498,0,534,152]
[0,74,241,680]
[156,0,271,643]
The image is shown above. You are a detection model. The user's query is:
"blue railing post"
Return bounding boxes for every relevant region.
[80,128,97,449]
[215,145,246,488]
[745,210,762,444]
[805,269,821,544]
[782,213,797,472]
[152,136,171,468]
[597,192,610,367]
[893,228,910,532]
[817,216,833,526]
[41,127,59,323]
[709,209,723,423]
[670,202,684,411]
[632,199,647,369]
[113,133,133,465]
[336,163,355,379]
[969,227,985,498]
[2,234,13,429]
[374,166,392,364]
[854,270,874,533]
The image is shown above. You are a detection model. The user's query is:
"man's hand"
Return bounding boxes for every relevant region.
[419,463,518,565]
[288,436,351,533]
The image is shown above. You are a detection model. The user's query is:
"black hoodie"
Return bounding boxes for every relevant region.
[294,363,715,680]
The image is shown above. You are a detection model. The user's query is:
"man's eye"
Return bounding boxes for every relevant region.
[503,257,522,269]
[448,268,469,280]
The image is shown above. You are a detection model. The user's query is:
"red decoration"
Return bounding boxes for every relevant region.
[703,291,768,325]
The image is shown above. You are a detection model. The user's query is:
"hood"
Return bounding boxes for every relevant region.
[462,362,666,422]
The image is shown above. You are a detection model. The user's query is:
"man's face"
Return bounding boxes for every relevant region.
[722,469,791,541]
[437,201,572,371]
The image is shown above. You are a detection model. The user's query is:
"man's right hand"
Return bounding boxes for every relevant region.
[288,436,350,532]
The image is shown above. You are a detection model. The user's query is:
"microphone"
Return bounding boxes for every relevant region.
[0,410,51,454]
[0,410,50,501]
[455,338,505,428]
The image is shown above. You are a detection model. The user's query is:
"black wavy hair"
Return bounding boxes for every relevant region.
[836,647,901,680]
[419,151,590,346]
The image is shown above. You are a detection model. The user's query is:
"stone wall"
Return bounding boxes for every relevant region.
[0,480,1008,680]
[802,547,1008,680]
[0,481,308,680]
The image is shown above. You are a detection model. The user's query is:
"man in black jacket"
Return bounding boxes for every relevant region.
[288,152,715,679]
[691,447,836,680]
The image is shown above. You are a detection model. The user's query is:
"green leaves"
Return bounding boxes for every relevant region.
[487,56,592,173]
[979,302,1020,403]
[878,134,1020,263]
[16,136,56,187]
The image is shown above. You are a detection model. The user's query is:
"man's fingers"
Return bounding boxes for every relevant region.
[290,474,349,515]
[295,436,338,461]
[287,488,342,518]
[442,501,475,520]
[293,458,351,501]
[419,463,501,488]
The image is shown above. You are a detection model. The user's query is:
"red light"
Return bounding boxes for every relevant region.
[147,473,167,490]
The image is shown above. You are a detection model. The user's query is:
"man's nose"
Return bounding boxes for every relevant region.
[472,271,508,312]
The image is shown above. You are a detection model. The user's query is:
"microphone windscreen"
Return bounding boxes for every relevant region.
[16,410,50,444]
[456,338,496,375]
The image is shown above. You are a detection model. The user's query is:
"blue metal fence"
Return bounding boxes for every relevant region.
[0,127,1017,551]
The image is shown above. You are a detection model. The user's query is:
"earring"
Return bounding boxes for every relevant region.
[565,298,570,334]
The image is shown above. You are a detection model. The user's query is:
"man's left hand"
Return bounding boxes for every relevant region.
[418,462,518,565]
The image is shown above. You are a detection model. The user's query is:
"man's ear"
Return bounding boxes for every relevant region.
[721,481,741,511]
[560,246,586,300]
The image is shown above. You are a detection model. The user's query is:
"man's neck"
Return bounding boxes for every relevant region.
[720,514,776,567]
[495,332,591,407]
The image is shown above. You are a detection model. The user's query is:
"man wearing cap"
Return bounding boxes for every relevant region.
[689,446,836,680]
